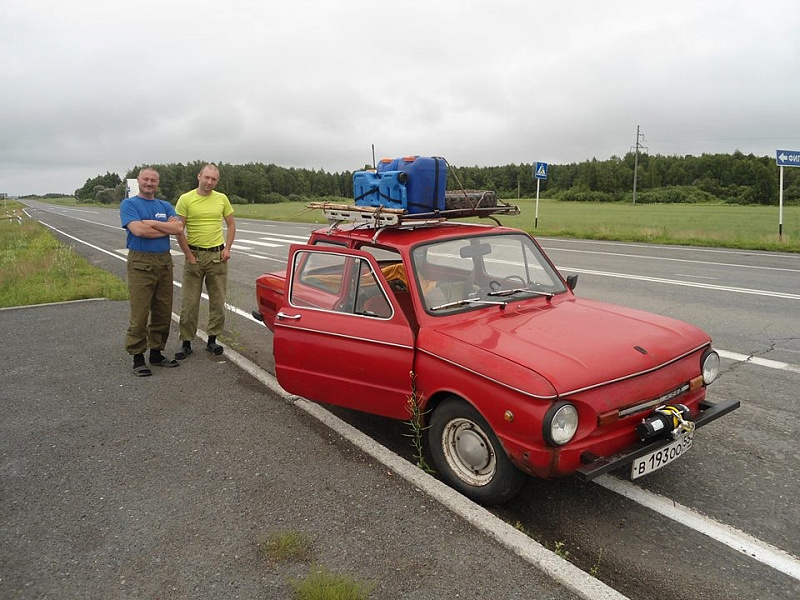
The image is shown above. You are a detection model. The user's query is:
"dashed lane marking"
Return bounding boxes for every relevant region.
[595,476,800,582]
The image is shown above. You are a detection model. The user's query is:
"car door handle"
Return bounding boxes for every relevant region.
[276,311,302,321]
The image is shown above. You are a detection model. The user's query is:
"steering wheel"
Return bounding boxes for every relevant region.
[488,275,526,291]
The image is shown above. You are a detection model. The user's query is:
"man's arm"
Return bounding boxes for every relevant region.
[222,214,236,262]
[126,220,161,238]
[175,217,196,264]
[126,217,183,238]
[148,217,184,235]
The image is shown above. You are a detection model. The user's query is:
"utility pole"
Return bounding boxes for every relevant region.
[631,125,648,204]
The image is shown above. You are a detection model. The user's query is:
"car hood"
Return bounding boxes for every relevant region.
[426,297,710,396]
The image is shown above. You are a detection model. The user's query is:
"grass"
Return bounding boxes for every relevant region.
[512,199,800,252]
[259,531,374,599]
[0,202,128,308]
[290,566,375,600]
[236,198,800,253]
[260,530,315,563]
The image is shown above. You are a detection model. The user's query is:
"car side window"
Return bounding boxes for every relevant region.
[290,250,392,318]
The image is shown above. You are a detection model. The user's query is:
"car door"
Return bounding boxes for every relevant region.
[273,245,416,419]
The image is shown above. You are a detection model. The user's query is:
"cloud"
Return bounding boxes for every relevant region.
[1,0,798,195]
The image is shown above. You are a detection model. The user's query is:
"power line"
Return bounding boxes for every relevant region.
[649,136,799,143]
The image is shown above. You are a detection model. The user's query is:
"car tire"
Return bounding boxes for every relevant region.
[444,190,498,211]
[428,396,526,505]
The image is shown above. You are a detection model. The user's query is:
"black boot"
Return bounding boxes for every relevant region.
[150,349,179,367]
[206,335,223,356]
[132,353,151,377]
[175,341,193,360]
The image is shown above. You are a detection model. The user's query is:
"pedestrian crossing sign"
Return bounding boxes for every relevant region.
[534,162,548,180]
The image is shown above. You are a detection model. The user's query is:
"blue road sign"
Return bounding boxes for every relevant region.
[776,150,800,167]
[534,162,548,179]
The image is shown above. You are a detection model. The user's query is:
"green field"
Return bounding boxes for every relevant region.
[21,196,800,253]
[232,198,800,253]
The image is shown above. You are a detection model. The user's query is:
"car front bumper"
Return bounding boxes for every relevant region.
[575,398,740,481]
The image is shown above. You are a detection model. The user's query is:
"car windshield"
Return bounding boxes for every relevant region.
[411,233,567,313]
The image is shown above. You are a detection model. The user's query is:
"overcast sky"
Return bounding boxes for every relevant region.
[2,0,798,196]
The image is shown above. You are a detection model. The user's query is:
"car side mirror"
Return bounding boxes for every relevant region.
[566,274,578,290]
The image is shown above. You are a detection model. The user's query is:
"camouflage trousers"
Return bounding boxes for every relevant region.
[125,250,174,355]
[179,249,227,341]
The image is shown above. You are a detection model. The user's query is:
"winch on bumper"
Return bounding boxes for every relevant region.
[575,398,740,480]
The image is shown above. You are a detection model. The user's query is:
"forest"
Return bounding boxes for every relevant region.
[72,151,800,207]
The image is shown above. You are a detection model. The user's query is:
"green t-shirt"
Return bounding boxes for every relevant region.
[175,189,234,247]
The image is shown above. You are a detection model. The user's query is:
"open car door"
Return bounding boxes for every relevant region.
[272,245,416,419]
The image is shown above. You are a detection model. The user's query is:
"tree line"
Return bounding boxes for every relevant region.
[72,151,800,206]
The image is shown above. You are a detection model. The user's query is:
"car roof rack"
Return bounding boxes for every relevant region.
[307,201,520,230]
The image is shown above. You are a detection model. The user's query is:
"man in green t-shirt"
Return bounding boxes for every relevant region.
[175,164,236,358]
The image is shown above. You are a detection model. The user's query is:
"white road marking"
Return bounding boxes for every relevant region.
[560,266,800,301]
[258,235,308,244]
[719,349,800,374]
[36,219,128,260]
[242,253,287,263]
[235,238,282,248]
[544,244,800,274]
[218,342,629,600]
[540,237,800,265]
[33,219,800,377]
[25,216,800,591]
[210,337,800,592]
[29,209,121,230]
[30,206,100,215]
[33,220,258,323]
[236,227,309,240]
[595,476,800,582]
[673,273,718,280]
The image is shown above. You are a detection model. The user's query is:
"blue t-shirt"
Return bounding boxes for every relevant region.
[120,195,178,253]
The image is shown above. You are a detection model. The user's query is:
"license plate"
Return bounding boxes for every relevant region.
[631,432,694,479]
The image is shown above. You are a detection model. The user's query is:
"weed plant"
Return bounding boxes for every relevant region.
[404,371,433,473]
[260,530,314,563]
[290,565,375,600]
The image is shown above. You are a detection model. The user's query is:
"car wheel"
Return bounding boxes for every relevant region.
[428,397,526,505]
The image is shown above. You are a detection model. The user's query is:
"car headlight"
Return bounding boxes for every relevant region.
[543,402,579,446]
[701,349,720,385]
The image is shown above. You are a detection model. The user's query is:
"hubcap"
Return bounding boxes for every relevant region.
[441,418,496,486]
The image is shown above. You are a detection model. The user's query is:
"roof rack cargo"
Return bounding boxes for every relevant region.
[307,196,520,229]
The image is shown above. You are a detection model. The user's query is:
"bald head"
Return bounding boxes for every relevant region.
[197,165,220,196]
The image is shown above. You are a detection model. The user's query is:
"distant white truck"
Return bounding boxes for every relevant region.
[126,179,139,198]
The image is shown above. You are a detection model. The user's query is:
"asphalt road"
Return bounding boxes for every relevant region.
[0,299,583,600]
[16,199,800,599]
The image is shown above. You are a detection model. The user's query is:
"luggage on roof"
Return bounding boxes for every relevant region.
[354,155,446,214]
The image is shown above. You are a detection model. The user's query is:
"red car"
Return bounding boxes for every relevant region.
[255,207,738,504]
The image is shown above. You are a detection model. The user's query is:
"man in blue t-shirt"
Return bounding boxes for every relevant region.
[120,168,184,376]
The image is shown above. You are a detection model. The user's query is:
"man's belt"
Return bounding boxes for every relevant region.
[189,244,224,252]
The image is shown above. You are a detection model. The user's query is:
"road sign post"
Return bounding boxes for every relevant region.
[533,162,548,229]
[776,150,800,241]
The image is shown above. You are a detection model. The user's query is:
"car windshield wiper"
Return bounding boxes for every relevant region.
[486,286,554,298]
[429,297,506,311]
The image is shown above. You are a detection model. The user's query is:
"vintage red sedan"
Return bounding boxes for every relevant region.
[254,206,738,504]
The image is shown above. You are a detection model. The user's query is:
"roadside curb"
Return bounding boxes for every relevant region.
[217,323,629,600]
